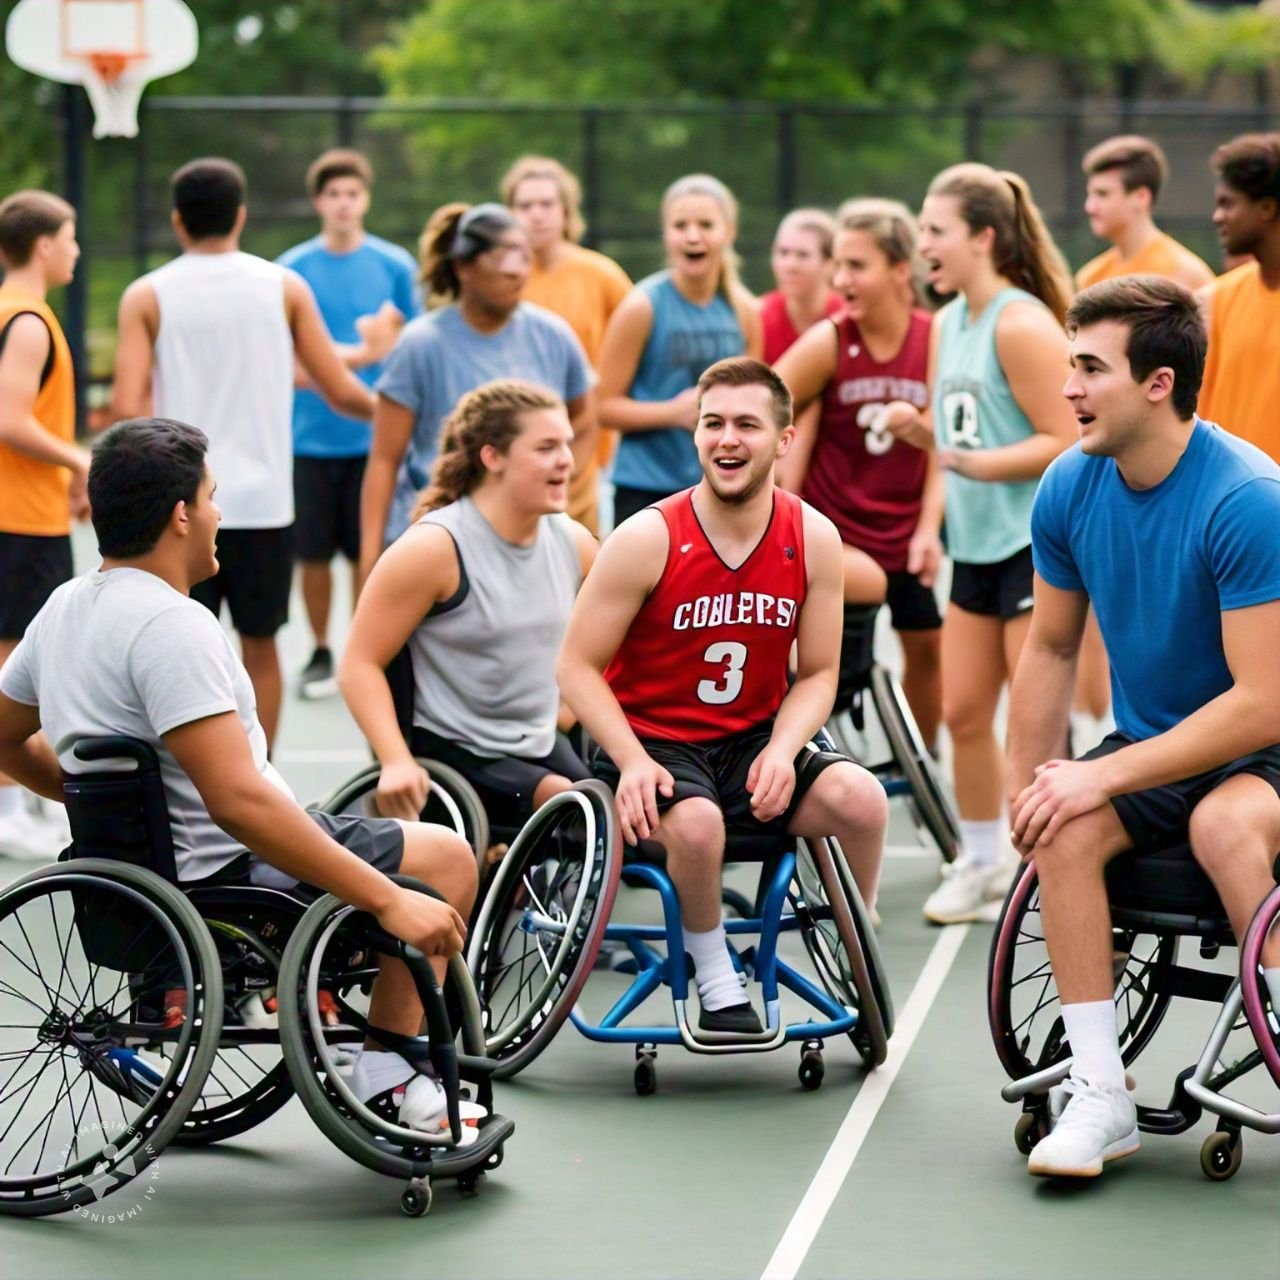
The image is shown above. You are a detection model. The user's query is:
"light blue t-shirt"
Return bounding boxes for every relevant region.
[1032,419,1280,741]
[276,234,419,458]
[376,302,594,540]
[933,288,1043,564]
[612,271,745,494]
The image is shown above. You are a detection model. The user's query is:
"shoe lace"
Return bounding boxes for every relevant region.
[1056,1076,1117,1129]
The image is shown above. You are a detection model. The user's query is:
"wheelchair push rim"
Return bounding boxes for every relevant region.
[0,861,223,1217]
[1240,882,1280,1089]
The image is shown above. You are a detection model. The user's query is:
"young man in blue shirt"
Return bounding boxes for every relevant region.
[1008,274,1280,1178]
[278,150,419,698]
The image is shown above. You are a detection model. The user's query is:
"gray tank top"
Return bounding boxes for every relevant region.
[410,496,582,758]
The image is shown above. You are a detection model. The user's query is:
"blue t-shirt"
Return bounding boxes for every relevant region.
[1032,419,1280,741]
[375,302,594,541]
[276,234,419,458]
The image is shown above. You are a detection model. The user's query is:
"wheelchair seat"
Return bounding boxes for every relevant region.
[1104,842,1231,936]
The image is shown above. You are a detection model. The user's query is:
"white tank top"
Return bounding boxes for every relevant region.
[148,252,295,528]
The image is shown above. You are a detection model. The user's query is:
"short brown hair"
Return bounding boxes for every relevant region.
[1082,135,1169,203]
[306,148,373,199]
[1065,275,1206,419]
[697,358,792,430]
[0,189,75,269]
[501,155,585,243]
[1211,132,1280,204]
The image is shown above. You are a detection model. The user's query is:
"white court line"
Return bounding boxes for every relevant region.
[760,923,971,1280]
[882,843,936,860]
[276,749,369,764]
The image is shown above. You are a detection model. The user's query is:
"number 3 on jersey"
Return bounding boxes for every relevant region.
[697,641,747,705]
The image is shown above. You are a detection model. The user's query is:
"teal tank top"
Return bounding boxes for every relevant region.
[612,271,745,493]
[933,288,1046,564]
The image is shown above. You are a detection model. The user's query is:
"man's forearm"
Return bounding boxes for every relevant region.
[1007,644,1075,797]
[770,673,838,759]
[0,734,67,803]
[559,660,645,766]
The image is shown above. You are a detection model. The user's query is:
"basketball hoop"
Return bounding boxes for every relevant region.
[5,0,197,139]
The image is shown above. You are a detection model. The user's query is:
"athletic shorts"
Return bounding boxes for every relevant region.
[1079,731,1280,851]
[885,569,943,632]
[411,726,590,832]
[949,546,1034,620]
[0,531,73,639]
[590,721,847,839]
[294,455,366,563]
[228,809,406,894]
[190,526,294,638]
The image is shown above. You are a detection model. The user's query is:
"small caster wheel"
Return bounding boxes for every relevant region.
[1013,1110,1049,1156]
[485,1144,505,1171]
[401,1178,432,1217]
[457,1171,483,1198]
[634,1046,657,1096]
[1200,1129,1243,1181]
[798,1049,825,1092]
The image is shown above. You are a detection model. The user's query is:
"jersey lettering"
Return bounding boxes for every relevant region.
[672,591,798,631]
[697,641,747,704]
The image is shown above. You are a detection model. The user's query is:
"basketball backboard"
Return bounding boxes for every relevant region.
[5,0,198,138]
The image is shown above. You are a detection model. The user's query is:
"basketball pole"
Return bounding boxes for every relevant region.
[60,81,89,435]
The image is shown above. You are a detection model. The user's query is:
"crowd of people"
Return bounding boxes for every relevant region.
[1,126,1279,1175]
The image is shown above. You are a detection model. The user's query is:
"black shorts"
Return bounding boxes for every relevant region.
[190,526,294,638]
[231,809,405,894]
[949,545,1034,620]
[590,721,846,839]
[1080,731,1280,850]
[885,569,943,632]
[611,485,670,529]
[294,455,366,564]
[0,532,73,639]
[411,726,590,831]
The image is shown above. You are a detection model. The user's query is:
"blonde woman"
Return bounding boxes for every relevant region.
[759,207,841,363]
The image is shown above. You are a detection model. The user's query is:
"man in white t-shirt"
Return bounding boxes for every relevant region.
[111,158,386,752]
[0,417,481,1138]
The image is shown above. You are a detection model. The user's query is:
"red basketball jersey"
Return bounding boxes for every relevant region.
[759,289,843,365]
[605,487,808,741]
[801,310,931,571]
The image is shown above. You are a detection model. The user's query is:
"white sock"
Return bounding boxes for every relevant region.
[1062,999,1126,1090]
[1263,968,1280,1013]
[351,1049,415,1102]
[684,925,744,1011]
[0,786,22,819]
[959,819,1002,868]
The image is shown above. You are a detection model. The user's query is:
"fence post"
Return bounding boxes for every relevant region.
[1063,99,1086,250]
[964,101,984,164]
[61,84,89,435]
[133,98,149,279]
[775,105,797,218]
[581,106,601,250]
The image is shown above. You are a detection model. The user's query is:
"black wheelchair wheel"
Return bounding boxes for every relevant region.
[277,890,511,1181]
[316,758,490,876]
[987,860,1176,1081]
[467,781,620,1079]
[791,837,889,1067]
[0,861,223,1217]
[870,666,960,864]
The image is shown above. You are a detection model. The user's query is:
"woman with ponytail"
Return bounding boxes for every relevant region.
[359,202,597,579]
[341,379,597,828]
[882,164,1078,925]
[597,174,762,526]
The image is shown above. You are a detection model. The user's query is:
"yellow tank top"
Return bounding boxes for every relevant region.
[1199,263,1280,462]
[0,288,75,536]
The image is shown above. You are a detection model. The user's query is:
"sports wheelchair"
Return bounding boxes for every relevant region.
[0,738,513,1220]
[988,843,1280,1179]
[323,738,895,1094]
[825,604,959,864]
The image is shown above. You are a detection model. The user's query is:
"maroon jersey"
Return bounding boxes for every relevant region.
[605,487,808,742]
[760,289,843,365]
[801,309,931,571]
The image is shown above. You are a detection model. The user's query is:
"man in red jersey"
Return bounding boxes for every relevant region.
[558,357,888,1034]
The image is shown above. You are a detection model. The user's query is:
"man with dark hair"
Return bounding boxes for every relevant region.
[1007,275,1280,1178]
[1198,132,1280,461]
[0,417,486,1138]
[1075,135,1213,293]
[0,188,86,860]
[278,148,418,700]
[558,356,887,1035]
[112,157,381,751]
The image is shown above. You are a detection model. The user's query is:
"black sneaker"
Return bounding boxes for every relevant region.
[698,1002,763,1035]
[299,647,337,700]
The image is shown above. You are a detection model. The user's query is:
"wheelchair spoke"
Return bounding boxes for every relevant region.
[0,1048,61,1158]
[46,893,88,1011]
[0,935,65,1016]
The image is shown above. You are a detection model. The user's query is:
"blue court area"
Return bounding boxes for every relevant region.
[1,555,1278,1280]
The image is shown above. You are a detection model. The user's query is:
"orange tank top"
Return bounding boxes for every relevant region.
[0,288,75,536]
[1199,263,1280,462]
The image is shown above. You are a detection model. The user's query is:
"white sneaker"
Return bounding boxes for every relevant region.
[1048,1071,1137,1127]
[1028,1076,1139,1177]
[922,854,1016,924]
[0,807,67,861]
[352,1065,485,1147]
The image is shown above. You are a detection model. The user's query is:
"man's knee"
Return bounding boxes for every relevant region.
[658,797,725,860]
[1188,784,1279,879]
[1033,809,1128,881]
[803,762,888,835]
[533,773,575,810]
[400,822,478,907]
